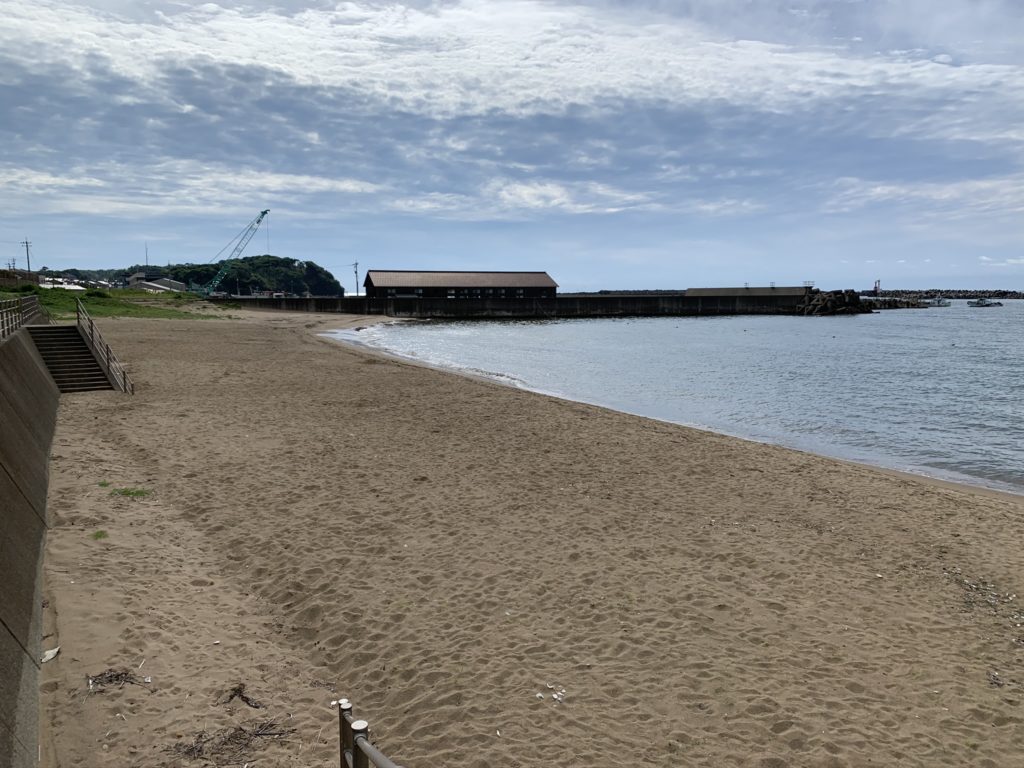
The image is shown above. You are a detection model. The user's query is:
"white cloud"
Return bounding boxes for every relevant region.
[384,177,653,218]
[485,179,650,213]
[3,0,1022,133]
[824,175,1024,217]
[0,159,382,217]
[0,168,107,190]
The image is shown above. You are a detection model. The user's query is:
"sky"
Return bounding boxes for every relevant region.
[1,0,1023,293]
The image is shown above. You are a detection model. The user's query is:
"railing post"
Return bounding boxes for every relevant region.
[332,699,349,768]
[340,700,353,764]
[351,720,369,768]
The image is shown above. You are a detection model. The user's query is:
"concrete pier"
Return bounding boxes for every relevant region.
[214,286,867,318]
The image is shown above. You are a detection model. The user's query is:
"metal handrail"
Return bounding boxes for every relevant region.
[75,299,135,394]
[330,700,405,768]
[0,295,50,342]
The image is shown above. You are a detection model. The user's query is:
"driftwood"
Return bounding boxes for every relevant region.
[219,682,263,709]
[86,668,150,691]
[170,719,295,763]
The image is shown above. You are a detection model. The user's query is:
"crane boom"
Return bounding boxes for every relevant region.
[200,209,270,295]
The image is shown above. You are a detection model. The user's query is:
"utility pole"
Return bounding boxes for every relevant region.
[20,238,31,273]
[353,261,359,297]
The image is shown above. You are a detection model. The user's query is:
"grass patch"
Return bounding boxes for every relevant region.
[90,530,109,540]
[0,285,214,321]
[97,480,111,488]
[110,487,152,498]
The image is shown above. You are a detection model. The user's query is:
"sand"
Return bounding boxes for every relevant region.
[38,309,1024,768]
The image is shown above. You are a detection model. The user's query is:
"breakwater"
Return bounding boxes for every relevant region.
[874,289,1024,301]
[215,288,868,318]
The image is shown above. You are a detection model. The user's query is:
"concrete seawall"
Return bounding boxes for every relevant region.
[217,292,811,317]
[1,329,59,768]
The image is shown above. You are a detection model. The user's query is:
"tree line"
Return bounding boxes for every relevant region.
[49,255,344,296]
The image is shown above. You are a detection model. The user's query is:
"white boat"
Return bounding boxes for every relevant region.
[967,297,1003,307]
[922,297,951,307]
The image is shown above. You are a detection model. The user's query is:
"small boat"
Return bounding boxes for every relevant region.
[967,297,1003,307]
[922,297,951,307]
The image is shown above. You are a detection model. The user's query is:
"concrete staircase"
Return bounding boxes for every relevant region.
[26,325,114,393]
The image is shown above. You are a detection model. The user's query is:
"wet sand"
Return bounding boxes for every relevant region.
[40,310,1024,767]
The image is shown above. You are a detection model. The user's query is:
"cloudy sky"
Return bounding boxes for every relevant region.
[2,0,1023,292]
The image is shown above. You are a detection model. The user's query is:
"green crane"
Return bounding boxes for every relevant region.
[195,209,270,295]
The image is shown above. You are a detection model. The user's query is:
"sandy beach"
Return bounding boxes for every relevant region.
[39,310,1024,767]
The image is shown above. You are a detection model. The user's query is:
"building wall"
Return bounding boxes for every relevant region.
[0,330,59,768]
[366,285,556,299]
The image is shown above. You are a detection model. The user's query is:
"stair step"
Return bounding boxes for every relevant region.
[50,368,108,377]
[52,374,111,383]
[28,323,126,394]
[47,361,104,370]
[51,376,109,382]
[42,355,101,363]
[51,373,109,381]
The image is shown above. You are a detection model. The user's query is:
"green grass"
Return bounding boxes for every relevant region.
[90,530,109,540]
[0,285,214,321]
[110,487,152,498]
[97,480,111,487]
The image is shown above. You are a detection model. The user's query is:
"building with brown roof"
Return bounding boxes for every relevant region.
[363,270,558,299]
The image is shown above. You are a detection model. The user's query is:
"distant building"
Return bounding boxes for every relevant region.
[127,271,166,286]
[363,270,558,299]
[38,279,86,291]
[150,277,187,292]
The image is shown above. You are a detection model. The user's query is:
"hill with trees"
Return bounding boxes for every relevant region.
[51,255,344,296]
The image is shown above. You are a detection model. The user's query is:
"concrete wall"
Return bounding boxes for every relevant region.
[0,329,59,768]
[219,292,811,318]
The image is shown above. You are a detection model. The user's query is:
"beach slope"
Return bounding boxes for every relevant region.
[40,311,1024,767]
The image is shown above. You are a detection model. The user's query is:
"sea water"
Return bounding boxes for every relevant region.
[326,300,1024,495]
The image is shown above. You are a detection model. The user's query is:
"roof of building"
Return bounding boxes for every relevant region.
[151,277,187,289]
[365,270,558,289]
[136,281,177,293]
[685,286,809,297]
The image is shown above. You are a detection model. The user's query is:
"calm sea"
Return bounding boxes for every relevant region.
[326,300,1024,495]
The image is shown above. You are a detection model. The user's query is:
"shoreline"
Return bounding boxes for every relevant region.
[40,310,1024,768]
[327,323,1024,501]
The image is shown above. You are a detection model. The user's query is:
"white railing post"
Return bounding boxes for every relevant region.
[351,720,369,768]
